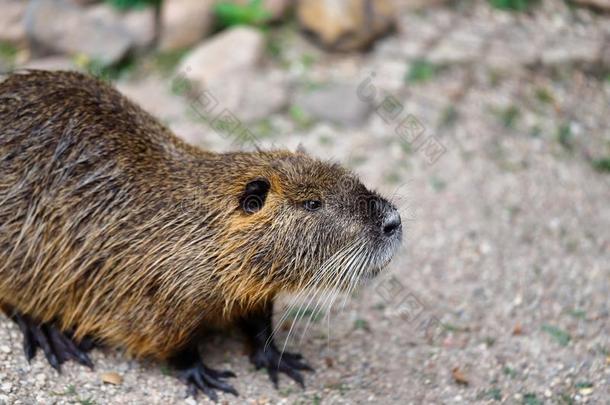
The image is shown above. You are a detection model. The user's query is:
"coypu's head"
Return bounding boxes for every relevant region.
[226,149,402,295]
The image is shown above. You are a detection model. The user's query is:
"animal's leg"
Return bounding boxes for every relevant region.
[8,310,94,371]
[239,301,313,389]
[170,345,238,401]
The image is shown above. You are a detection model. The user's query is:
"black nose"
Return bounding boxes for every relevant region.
[382,209,402,236]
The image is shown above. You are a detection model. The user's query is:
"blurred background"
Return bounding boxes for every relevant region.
[0,0,609,404]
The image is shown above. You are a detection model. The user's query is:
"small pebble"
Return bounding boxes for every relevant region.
[101,371,123,385]
[579,387,593,396]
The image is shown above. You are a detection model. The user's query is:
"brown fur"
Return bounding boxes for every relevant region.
[0,70,400,361]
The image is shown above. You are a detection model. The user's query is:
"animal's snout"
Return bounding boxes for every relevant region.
[381,208,402,237]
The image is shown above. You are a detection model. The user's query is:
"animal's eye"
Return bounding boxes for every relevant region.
[303,200,322,212]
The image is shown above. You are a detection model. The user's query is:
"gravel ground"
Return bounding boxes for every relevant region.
[1,1,609,404]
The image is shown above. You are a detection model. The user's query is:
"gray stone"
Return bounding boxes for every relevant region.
[86,4,156,51]
[178,26,265,87]
[25,0,132,65]
[293,83,374,127]
[541,33,605,66]
[0,0,28,45]
[22,56,77,71]
[485,25,542,69]
[159,0,214,51]
[573,0,610,10]
[428,24,489,65]
[231,70,289,122]
[189,68,289,124]
[70,0,101,4]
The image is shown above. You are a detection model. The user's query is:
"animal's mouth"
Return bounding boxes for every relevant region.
[358,232,403,283]
[310,231,403,293]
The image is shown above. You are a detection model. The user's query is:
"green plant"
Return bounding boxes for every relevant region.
[568,309,587,319]
[487,387,502,401]
[488,0,539,11]
[406,59,438,83]
[160,365,171,376]
[535,87,554,104]
[289,105,315,130]
[496,105,520,129]
[430,176,447,192]
[522,393,542,405]
[214,0,271,28]
[558,393,574,405]
[556,124,573,150]
[106,0,160,10]
[353,319,370,331]
[591,157,610,173]
[0,42,18,63]
[153,48,189,74]
[542,324,571,346]
[503,366,518,378]
[78,55,137,82]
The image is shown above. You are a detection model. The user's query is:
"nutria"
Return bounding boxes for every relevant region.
[0,70,402,400]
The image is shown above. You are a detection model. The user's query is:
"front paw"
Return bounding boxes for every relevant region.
[250,345,314,389]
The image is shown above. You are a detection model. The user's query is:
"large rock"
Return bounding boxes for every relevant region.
[177,27,284,123]
[178,26,265,86]
[297,0,395,51]
[395,0,450,10]
[183,68,289,124]
[22,56,77,71]
[427,20,495,65]
[541,33,605,66]
[25,0,132,65]
[293,83,374,127]
[215,70,289,123]
[573,0,610,11]
[159,0,214,51]
[0,0,28,46]
[484,25,542,69]
[86,4,156,51]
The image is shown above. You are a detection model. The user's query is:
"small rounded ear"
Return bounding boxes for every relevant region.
[296,143,308,155]
[239,178,270,214]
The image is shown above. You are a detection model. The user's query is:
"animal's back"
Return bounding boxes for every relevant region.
[0,71,215,358]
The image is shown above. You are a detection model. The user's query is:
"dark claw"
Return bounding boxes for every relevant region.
[206,367,236,379]
[282,352,314,371]
[11,313,36,361]
[267,367,279,388]
[250,345,313,389]
[31,324,60,371]
[281,366,305,389]
[8,310,95,371]
[178,362,238,401]
[77,336,96,352]
[240,302,315,391]
[48,327,94,369]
